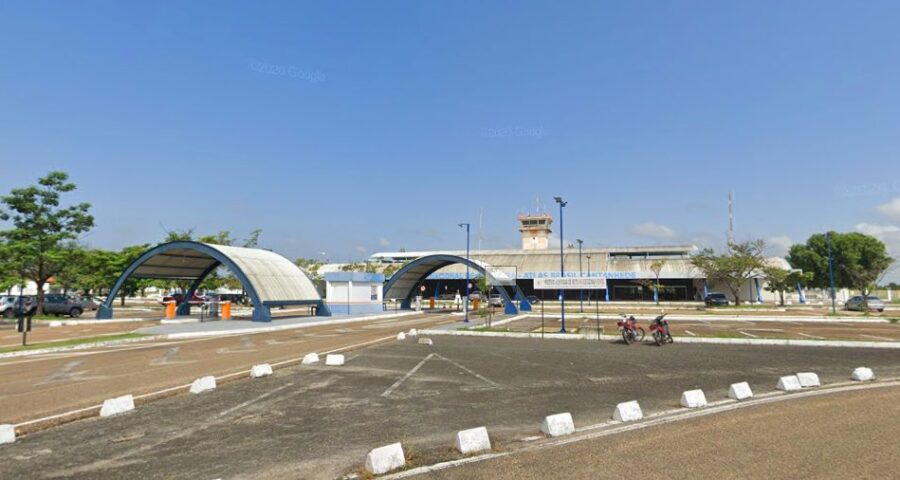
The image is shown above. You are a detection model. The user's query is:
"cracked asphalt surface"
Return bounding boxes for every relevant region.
[2,335,899,479]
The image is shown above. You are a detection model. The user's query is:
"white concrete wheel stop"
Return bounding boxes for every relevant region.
[777,375,802,391]
[250,364,273,378]
[541,412,575,437]
[796,372,821,388]
[728,382,754,400]
[851,367,875,381]
[325,354,345,366]
[190,376,217,394]
[301,352,320,365]
[613,400,643,422]
[0,424,16,445]
[100,394,135,417]
[365,442,406,475]
[455,426,492,455]
[680,389,708,408]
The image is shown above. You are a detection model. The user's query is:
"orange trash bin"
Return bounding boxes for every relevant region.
[222,301,232,320]
[165,301,176,319]
[429,297,435,309]
[473,298,480,310]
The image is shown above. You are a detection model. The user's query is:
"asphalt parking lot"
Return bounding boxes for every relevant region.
[3,335,900,479]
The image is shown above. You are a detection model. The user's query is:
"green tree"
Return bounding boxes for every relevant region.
[691,240,766,306]
[787,232,894,309]
[0,241,20,293]
[0,172,95,314]
[649,259,666,305]
[762,266,813,307]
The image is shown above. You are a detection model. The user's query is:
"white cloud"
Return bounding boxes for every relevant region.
[856,222,900,283]
[630,222,677,240]
[378,237,391,247]
[765,235,794,257]
[856,222,900,236]
[876,197,900,221]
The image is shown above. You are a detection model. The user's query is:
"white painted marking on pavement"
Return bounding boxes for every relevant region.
[739,331,758,338]
[218,382,295,417]
[683,330,696,337]
[859,334,894,341]
[381,353,435,398]
[797,332,824,340]
[435,354,499,387]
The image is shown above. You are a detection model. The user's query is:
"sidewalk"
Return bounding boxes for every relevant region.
[137,310,420,338]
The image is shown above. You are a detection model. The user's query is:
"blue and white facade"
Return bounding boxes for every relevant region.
[324,272,385,315]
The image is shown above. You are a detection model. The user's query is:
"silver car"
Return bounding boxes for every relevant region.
[844,296,885,312]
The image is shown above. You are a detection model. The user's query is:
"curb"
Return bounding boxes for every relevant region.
[161,311,420,339]
[418,328,900,349]
[382,378,900,479]
[0,335,165,359]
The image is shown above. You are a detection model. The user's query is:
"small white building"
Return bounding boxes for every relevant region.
[324,272,384,315]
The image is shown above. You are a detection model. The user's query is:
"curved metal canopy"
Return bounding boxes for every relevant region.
[97,241,329,322]
[382,254,528,313]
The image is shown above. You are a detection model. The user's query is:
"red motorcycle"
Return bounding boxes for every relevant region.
[649,314,673,346]
[617,315,645,345]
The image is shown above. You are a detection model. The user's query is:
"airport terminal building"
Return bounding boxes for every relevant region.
[363,214,786,303]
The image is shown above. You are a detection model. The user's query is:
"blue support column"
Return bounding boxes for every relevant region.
[702,281,709,298]
[796,282,806,304]
[514,287,532,311]
[754,278,763,303]
[653,286,659,303]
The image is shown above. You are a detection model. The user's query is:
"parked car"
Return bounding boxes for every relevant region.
[42,293,91,317]
[437,293,456,301]
[845,296,885,312]
[704,292,729,307]
[489,294,504,307]
[78,296,102,311]
[1,295,36,318]
[526,295,540,305]
[160,293,208,305]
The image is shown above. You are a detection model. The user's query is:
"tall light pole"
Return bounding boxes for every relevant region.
[577,239,584,312]
[459,223,471,323]
[826,231,836,314]
[554,196,567,333]
[586,254,591,303]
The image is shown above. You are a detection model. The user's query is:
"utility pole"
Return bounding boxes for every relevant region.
[554,197,567,333]
[459,223,471,323]
[577,239,584,313]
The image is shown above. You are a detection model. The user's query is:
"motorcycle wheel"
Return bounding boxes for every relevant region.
[653,331,663,346]
[622,330,633,345]
[635,327,645,343]
[667,334,674,343]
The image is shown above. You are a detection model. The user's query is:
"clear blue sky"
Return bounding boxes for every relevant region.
[1,1,899,278]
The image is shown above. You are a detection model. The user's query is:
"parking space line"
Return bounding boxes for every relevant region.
[739,331,758,338]
[381,353,435,398]
[219,382,295,417]
[683,330,696,337]
[434,354,499,387]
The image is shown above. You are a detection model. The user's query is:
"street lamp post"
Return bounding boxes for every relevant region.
[586,255,591,302]
[826,231,836,314]
[577,239,584,312]
[459,223,471,323]
[554,196,567,333]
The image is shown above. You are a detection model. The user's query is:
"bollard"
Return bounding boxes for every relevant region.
[473,298,480,310]
[429,297,435,309]
[165,301,176,319]
[222,301,232,320]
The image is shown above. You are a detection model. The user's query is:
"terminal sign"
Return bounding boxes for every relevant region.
[534,277,607,290]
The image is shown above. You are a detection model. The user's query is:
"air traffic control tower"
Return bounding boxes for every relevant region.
[517,213,553,250]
